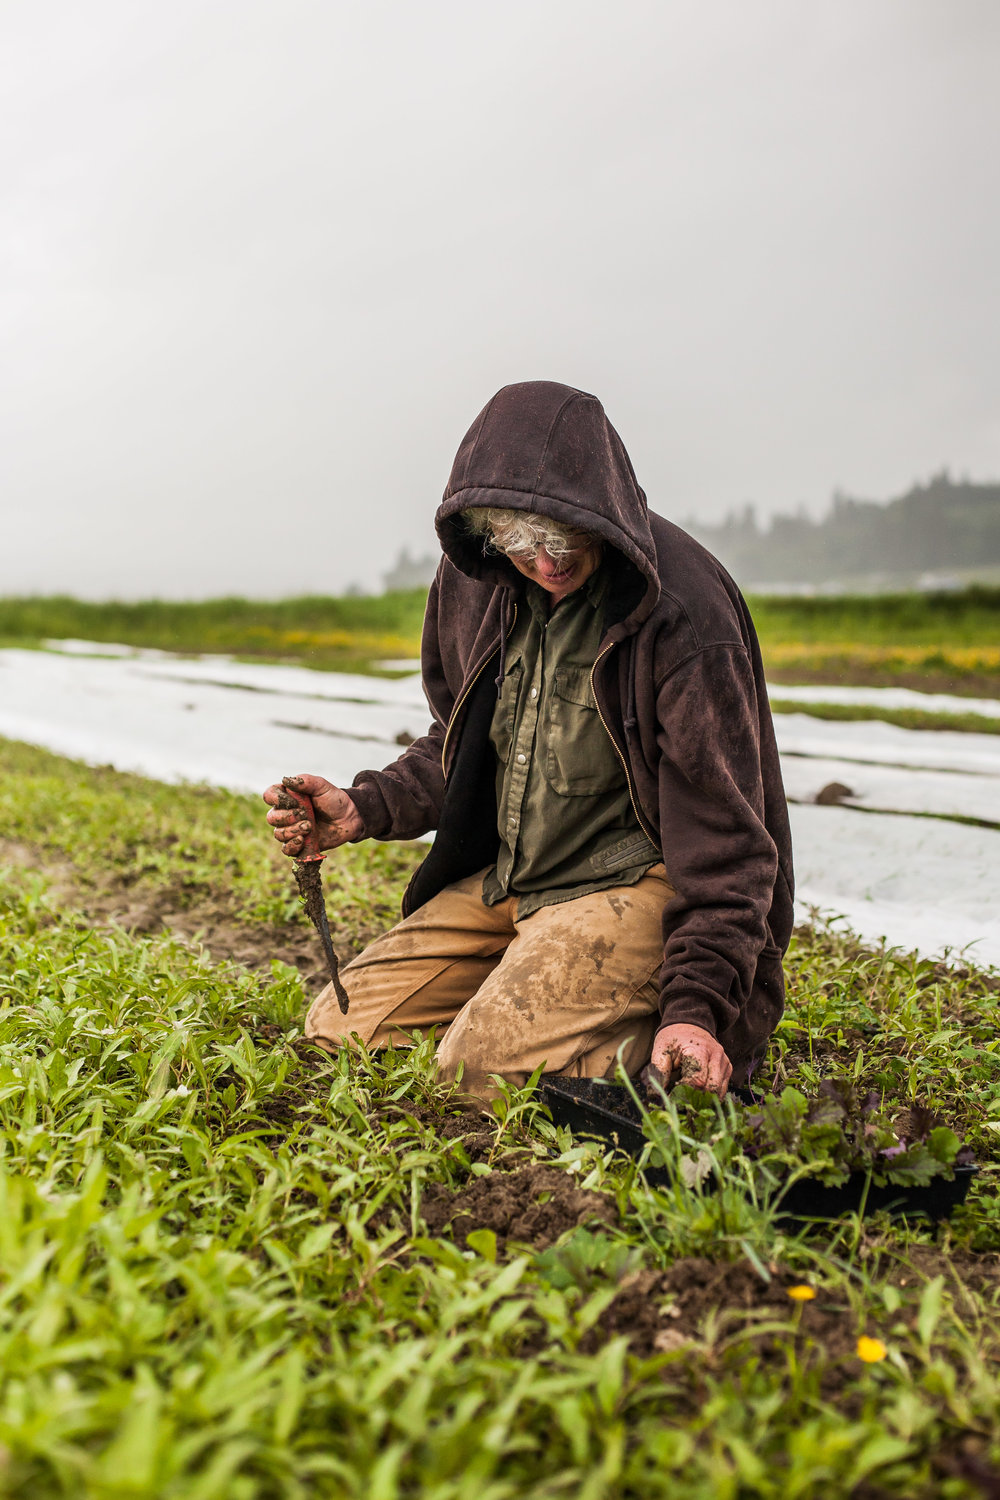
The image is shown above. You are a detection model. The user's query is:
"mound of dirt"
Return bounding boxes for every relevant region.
[421,1163,618,1250]
[373,1100,500,1165]
[587,1257,859,1363]
[815,780,854,806]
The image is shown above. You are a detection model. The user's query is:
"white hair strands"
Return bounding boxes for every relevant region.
[462,507,590,561]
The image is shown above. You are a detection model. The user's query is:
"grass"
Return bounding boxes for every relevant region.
[764,642,1000,695]
[1,738,999,1495]
[0,737,414,942]
[0,593,427,674]
[748,587,1000,649]
[750,587,1000,696]
[3,584,1000,695]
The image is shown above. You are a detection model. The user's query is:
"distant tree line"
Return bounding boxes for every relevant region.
[381,547,439,592]
[686,472,1000,588]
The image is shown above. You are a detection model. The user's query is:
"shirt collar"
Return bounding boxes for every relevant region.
[523,559,608,622]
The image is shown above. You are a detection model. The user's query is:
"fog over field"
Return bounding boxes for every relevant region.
[3,2,999,597]
[6,12,1000,1477]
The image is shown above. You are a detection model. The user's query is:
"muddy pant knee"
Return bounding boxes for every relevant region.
[435,1028,529,1104]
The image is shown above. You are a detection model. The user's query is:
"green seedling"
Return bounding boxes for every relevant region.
[0,736,999,1496]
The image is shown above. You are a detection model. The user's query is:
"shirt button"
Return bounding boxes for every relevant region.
[516,753,527,764]
[530,687,538,699]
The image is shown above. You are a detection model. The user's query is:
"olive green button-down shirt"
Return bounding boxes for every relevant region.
[482,567,660,916]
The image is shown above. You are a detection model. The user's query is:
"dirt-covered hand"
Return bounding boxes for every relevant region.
[263,773,364,856]
[648,1023,732,1099]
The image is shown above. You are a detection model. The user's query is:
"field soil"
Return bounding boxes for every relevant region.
[0,834,358,988]
[3,731,1000,1496]
[768,665,1000,698]
[421,1163,619,1249]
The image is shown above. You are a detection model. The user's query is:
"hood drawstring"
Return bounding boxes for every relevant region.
[495,604,508,697]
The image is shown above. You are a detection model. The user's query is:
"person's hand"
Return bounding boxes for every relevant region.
[647,1023,732,1099]
[263,773,364,857]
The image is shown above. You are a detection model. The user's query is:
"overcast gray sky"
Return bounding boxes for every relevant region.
[3,1,998,598]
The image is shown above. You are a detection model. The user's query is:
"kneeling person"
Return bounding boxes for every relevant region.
[264,381,794,1102]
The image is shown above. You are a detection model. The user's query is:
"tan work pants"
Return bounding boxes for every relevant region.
[304,864,674,1099]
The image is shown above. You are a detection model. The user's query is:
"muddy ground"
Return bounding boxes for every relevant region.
[9,833,1000,1354]
[421,1162,619,1249]
[401,1159,1000,1382]
[768,666,1000,700]
[0,835,349,987]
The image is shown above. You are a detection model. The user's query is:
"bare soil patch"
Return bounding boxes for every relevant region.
[99,886,333,986]
[584,1257,857,1363]
[0,836,373,988]
[768,666,1000,699]
[420,1163,618,1250]
[373,1099,499,1165]
[0,837,79,906]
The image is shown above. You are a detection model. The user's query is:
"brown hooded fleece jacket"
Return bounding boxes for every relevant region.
[345,381,794,1084]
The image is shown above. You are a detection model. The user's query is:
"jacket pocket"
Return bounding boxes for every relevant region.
[599,830,661,873]
[544,663,622,797]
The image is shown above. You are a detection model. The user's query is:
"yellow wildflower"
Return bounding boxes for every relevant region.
[787,1285,816,1301]
[856,1336,888,1363]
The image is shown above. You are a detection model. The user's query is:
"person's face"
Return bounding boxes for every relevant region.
[506,533,603,605]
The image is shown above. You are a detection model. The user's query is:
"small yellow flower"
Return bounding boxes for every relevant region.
[787,1285,816,1301]
[857,1336,888,1363]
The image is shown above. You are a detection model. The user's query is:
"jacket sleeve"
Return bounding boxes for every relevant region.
[652,643,779,1039]
[345,726,447,842]
[344,571,455,841]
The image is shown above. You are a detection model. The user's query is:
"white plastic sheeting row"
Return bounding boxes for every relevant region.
[767,680,1000,720]
[0,647,427,794]
[776,717,1000,825]
[1,642,998,969]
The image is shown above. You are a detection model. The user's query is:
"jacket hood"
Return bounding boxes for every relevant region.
[435,381,660,631]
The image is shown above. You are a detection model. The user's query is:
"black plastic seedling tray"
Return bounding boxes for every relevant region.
[540,1076,976,1222]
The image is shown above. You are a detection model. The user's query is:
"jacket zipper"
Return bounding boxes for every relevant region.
[590,642,659,846]
[440,602,517,775]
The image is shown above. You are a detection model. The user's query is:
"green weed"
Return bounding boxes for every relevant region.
[0,592,426,672]
[0,748,998,1495]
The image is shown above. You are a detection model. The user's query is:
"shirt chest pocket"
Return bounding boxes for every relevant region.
[544,663,624,797]
[490,655,523,766]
